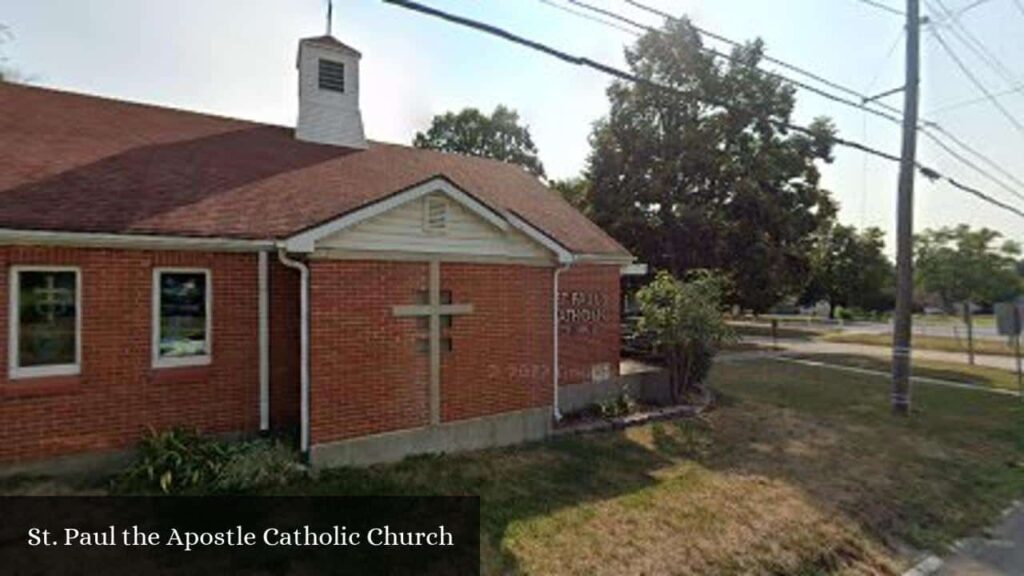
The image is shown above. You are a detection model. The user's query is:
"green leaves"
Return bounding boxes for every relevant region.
[915,225,1022,309]
[587,17,836,312]
[636,271,734,401]
[114,429,302,495]
[413,105,546,178]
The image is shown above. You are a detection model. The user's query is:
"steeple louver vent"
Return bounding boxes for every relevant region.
[424,196,448,233]
[318,60,345,93]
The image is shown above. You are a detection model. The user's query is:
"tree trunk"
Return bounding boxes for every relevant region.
[963,301,976,366]
[668,353,681,405]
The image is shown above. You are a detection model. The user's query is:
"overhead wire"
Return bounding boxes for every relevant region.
[381,0,1024,219]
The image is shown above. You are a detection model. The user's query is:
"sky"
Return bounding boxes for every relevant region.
[2,0,1022,252]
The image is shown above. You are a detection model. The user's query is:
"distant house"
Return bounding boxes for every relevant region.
[0,34,632,469]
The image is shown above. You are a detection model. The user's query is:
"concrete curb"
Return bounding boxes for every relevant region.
[901,500,1024,576]
[902,554,943,576]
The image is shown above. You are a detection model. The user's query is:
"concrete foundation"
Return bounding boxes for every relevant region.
[559,363,670,414]
[0,448,135,480]
[310,406,552,468]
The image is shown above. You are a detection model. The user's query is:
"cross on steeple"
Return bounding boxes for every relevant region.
[392,261,473,426]
[326,0,333,36]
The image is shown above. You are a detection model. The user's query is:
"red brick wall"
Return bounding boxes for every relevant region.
[441,263,553,422]
[308,260,430,442]
[269,260,300,431]
[0,246,261,464]
[307,260,621,446]
[558,265,621,386]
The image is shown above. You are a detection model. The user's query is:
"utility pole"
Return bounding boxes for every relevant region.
[892,0,921,415]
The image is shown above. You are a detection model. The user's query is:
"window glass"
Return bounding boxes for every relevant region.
[17,270,77,368]
[158,272,208,359]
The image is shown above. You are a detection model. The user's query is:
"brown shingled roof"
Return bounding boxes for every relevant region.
[0,83,629,257]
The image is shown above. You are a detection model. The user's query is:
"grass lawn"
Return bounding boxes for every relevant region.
[263,359,1024,575]
[730,322,823,341]
[6,359,1022,574]
[822,331,1020,358]
[785,352,1022,393]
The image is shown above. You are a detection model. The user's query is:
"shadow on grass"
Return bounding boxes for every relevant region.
[270,432,682,574]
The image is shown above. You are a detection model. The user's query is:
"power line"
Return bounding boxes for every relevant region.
[382,0,1024,220]
[928,26,1024,134]
[609,0,1024,203]
[865,27,906,94]
[927,82,1024,114]
[619,0,901,113]
[566,0,904,125]
[919,125,1024,202]
[943,0,996,21]
[537,0,640,37]
[929,0,1020,88]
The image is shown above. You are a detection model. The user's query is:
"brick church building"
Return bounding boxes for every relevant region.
[0,34,632,469]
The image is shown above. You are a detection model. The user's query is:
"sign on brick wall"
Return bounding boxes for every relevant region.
[558,291,612,335]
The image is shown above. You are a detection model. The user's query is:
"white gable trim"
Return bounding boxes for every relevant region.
[284,177,511,253]
[505,213,575,265]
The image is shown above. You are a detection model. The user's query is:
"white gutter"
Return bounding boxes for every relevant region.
[0,228,273,252]
[277,247,311,455]
[258,251,270,432]
[552,259,575,421]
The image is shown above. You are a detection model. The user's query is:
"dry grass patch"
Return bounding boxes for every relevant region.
[274,359,1024,574]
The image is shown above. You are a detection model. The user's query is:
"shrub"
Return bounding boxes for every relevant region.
[594,392,637,419]
[637,270,734,403]
[114,429,303,494]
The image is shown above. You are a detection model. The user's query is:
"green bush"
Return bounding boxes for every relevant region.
[637,270,735,403]
[114,429,303,494]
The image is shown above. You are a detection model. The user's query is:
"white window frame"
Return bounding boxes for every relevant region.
[152,268,213,369]
[8,265,82,379]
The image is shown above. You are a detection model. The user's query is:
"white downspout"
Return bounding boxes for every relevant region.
[277,247,310,456]
[258,251,270,432]
[553,259,574,421]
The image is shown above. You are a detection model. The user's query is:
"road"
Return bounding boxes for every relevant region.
[745,336,1020,372]
[842,320,1006,342]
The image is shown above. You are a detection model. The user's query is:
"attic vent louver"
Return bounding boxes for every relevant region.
[424,196,448,234]
[318,59,346,93]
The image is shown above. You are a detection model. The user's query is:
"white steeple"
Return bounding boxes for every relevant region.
[295,35,368,149]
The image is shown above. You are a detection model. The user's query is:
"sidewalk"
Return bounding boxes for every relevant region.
[745,337,1019,372]
[933,503,1024,575]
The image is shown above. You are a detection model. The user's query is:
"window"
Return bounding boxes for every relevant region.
[8,267,81,379]
[318,59,345,93]
[153,269,211,368]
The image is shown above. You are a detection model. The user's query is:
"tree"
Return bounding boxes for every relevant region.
[413,105,546,177]
[550,177,592,215]
[915,225,1022,363]
[586,17,837,312]
[636,270,734,403]
[801,224,894,316]
[0,24,13,82]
